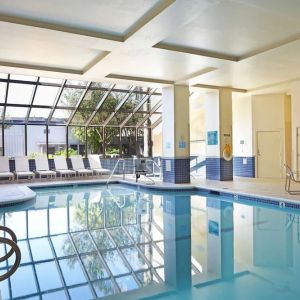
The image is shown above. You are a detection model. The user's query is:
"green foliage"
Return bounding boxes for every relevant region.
[54,148,78,157]
[63,87,147,155]
[28,152,40,159]
[29,148,77,159]
[106,147,119,155]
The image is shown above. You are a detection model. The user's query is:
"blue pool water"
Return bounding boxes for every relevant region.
[0,183,299,300]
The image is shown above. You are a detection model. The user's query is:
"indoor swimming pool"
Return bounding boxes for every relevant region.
[0,183,299,300]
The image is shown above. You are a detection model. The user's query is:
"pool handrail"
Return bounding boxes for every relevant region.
[145,158,162,179]
[106,158,125,186]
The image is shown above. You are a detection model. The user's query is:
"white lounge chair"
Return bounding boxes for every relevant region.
[54,156,76,178]
[35,156,56,179]
[14,156,35,180]
[0,156,14,181]
[88,154,110,176]
[70,155,93,177]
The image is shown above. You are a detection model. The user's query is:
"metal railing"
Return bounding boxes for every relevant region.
[0,226,21,281]
[145,159,162,179]
[106,158,125,186]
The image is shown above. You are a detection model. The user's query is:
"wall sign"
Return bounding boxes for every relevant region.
[178,141,186,149]
[208,220,219,236]
[166,142,171,149]
[207,131,218,145]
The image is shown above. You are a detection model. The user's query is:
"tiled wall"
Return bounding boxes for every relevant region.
[162,157,190,184]
[206,157,233,181]
[233,156,255,178]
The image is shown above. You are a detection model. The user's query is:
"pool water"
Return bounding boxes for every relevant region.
[0,184,299,300]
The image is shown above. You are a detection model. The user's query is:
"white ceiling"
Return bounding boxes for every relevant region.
[0,0,300,93]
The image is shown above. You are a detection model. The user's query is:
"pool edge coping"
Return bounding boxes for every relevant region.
[1,178,300,210]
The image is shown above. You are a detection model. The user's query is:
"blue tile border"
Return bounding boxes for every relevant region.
[233,156,255,178]
[206,157,233,181]
[196,187,300,211]
[162,157,190,184]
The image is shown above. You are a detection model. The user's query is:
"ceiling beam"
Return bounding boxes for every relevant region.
[106,74,174,85]
[0,60,83,75]
[153,43,239,62]
[0,14,123,42]
[192,83,247,93]
[123,0,176,41]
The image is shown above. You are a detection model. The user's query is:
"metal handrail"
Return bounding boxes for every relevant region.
[106,158,125,186]
[0,226,21,281]
[0,225,18,262]
[106,189,126,209]
[146,159,162,179]
[0,237,21,281]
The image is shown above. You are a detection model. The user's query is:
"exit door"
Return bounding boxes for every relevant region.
[257,131,281,178]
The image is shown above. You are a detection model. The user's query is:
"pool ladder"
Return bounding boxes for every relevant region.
[0,226,21,281]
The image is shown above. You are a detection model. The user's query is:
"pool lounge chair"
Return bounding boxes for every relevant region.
[70,155,93,177]
[284,164,300,194]
[88,154,110,176]
[35,156,56,179]
[0,156,14,181]
[53,156,76,178]
[14,156,35,180]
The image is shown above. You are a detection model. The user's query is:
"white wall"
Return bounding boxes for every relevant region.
[290,82,300,170]
[252,94,287,177]
[205,90,220,157]
[232,94,253,157]
[162,85,190,158]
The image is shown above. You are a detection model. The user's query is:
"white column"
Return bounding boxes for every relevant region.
[205,89,233,180]
[162,85,190,183]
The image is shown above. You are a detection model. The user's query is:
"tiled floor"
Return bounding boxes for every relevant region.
[192,177,300,202]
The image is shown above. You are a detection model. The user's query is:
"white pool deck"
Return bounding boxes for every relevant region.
[0,175,300,206]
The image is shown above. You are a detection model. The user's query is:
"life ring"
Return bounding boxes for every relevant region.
[222,144,233,161]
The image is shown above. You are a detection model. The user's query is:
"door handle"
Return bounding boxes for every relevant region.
[257,149,260,156]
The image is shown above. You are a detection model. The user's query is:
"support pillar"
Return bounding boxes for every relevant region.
[207,199,234,280]
[162,85,190,183]
[205,89,233,181]
[163,194,191,292]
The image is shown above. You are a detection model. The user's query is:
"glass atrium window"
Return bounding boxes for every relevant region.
[7,83,34,105]
[0,71,161,157]
[33,86,60,106]
[10,74,37,82]
[5,106,28,122]
[28,108,52,123]
[90,82,111,89]
[0,125,2,155]
[0,82,7,103]
[90,111,110,126]
[0,73,8,79]
[57,88,84,108]
[39,77,63,85]
[49,126,67,156]
[107,112,129,126]
[66,79,88,87]
[50,109,72,125]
